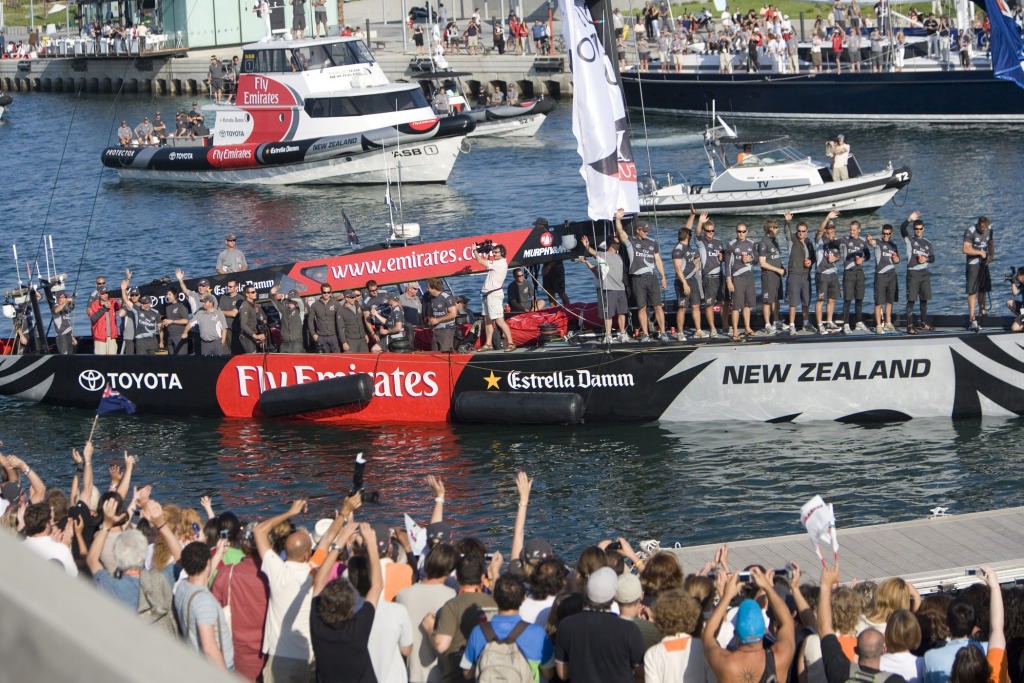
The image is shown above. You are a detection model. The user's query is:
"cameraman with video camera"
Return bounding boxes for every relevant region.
[473,241,516,351]
[369,292,405,352]
[1006,266,1024,332]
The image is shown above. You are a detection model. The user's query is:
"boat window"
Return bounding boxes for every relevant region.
[304,89,431,117]
[328,41,372,66]
[239,41,373,73]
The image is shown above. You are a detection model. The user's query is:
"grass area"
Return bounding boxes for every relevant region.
[3,2,79,30]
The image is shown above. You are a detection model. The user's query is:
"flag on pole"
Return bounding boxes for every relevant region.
[984,0,1024,89]
[342,209,360,247]
[559,0,639,220]
[97,386,137,415]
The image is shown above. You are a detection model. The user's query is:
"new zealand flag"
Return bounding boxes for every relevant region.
[97,386,137,415]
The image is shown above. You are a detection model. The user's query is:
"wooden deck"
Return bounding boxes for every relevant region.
[666,507,1024,592]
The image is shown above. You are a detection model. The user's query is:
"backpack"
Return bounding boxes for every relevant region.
[476,620,533,683]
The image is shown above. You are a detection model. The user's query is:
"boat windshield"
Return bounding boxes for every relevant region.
[731,145,806,167]
[241,41,373,74]
[304,88,431,117]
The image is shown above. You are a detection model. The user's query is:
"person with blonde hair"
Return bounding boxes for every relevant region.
[801,585,863,683]
[859,577,921,634]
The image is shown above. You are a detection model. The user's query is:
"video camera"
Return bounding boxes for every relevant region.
[349,453,380,503]
[1003,266,1019,284]
[473,239,496,255]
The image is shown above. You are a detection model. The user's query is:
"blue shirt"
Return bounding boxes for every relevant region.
[461,613,554,682]
[923,637,987,683]
[93,568,141,610]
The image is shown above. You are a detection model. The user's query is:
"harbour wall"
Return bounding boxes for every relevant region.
[0,51,574,99]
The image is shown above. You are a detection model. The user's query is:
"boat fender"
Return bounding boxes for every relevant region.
[388,335,414,352]
[452,391,584,424]
[257,373,374,418]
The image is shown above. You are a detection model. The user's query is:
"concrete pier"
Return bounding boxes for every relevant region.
[666,506,1024,594]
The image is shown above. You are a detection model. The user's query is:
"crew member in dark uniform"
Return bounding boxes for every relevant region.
[51,291,76,355]
[270,287,306,353]
[161,288,191,355]
[900,210,935,334]
[237,285,268,353]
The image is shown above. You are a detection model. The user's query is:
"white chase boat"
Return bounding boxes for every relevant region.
[639,117,912,216]
[411,66,556,138]
[101,37,474,185]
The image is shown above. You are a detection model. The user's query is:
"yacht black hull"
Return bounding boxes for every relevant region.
[2,328,1023,424]
[620,69,1024,122]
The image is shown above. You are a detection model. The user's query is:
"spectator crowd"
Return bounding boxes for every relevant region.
[2,444,1021,683]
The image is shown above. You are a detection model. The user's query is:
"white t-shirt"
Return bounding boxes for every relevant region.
[369,599,415,683]
[519,595,555,625]
[260,550,314,661]
[880,651,924,683]
[645,634,717,683]
[482,257,508,294]
[23,535,78,577]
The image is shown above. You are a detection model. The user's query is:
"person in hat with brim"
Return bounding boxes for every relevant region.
[269,284,307,353]
[217,233,248,275]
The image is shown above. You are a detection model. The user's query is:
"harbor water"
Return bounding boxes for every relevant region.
[1,92,1023,557]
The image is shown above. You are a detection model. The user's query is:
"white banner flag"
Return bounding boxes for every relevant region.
[800,494,839,556]
[404,513,427,556]
[559,0,639,220]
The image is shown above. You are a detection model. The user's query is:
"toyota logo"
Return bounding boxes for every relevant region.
[78,369,105,392]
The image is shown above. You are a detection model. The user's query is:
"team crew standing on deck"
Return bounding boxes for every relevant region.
[4,458,1021,683]
[12,205,1022,359]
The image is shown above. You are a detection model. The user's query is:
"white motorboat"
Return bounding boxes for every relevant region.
[101,37,474,185]
[411,65,555,139]
[639,116,911,215]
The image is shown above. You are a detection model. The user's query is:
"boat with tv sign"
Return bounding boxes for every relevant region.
[638,115,911,215]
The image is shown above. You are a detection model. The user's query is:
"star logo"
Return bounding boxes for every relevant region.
[483,371,501,390]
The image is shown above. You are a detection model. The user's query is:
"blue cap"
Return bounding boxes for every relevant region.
[735,599,766,644]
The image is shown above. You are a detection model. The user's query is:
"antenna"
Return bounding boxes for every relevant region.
[43,235,52,282]
[12,245,24,290]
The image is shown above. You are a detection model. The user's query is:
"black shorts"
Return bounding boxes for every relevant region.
[675,277,702,307]
[599,290,629,318]
[842,268,865,300]
[816,273,840,301]
[966,262,984,295]
[907,269,932,303]
[787,273,811,308]
[761,271,783,304]
[731,275,756,309]
[874,272,898,306]
[632,275,662,308]
[701,274,721,307]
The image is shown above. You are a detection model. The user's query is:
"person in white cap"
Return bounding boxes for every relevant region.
[555,566,646,682]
